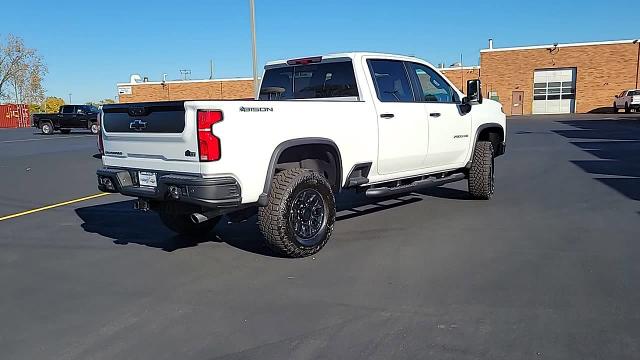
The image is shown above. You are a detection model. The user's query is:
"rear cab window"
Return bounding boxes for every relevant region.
[259,59,359,100]
[61,105,75,114]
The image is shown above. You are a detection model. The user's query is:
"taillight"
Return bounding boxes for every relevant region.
[197,110,223,161]
[97,111,104,154]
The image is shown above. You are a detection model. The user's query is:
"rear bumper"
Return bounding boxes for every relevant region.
[97,167,242,208]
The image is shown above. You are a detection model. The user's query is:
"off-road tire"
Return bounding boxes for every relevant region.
[40,122,54,135]
[468,141,495,200]
[157,202,220,237]
[613,102,619,113]
[60,129,71,134]
[90,122,99,134]
[258,168,336,258]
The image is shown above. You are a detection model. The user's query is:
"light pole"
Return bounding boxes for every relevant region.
[68,93,72,104]
[249,0,259,95]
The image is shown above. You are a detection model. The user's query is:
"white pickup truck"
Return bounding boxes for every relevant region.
[97,52,506,257]
[613,89,640,113]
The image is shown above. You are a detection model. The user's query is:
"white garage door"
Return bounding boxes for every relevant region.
[533,69,576,114]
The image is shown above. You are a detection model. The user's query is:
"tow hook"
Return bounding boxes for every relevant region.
[134,198,150,211]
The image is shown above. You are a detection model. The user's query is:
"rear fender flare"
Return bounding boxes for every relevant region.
[257,138,342,206]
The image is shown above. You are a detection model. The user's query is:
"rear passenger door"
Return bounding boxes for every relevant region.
[406,62,471,168]
[367,59,429,175]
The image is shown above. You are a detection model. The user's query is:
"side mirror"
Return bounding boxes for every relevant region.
[466,79,483,105]
[615,95,619,98]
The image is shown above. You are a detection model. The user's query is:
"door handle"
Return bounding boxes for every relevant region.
[429,112,441,117]
[380,113,394,119]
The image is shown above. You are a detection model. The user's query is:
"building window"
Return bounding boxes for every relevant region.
[532,79,575,100]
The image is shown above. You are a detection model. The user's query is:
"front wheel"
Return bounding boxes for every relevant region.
[468,141,495,200]
[625,103,631,113]
[258,168,336,258]
[613,102,619,113]
[157,202,220,237]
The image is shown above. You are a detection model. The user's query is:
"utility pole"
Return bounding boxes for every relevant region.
[68,93,72,104]
[634,39,639,89]
[209,59,214,80]
[249,0,259,94]
[460,53,464,90]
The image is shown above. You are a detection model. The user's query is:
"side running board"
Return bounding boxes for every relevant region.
[365,173,465,198]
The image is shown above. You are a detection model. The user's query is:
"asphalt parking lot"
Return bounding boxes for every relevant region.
[1,114,639,359]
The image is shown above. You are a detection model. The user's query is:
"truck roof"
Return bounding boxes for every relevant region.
[264,52,431,68]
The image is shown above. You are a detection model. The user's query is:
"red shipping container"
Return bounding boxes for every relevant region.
[0,104,30,128]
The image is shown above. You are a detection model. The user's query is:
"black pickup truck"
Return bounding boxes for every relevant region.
[32,105,100,135]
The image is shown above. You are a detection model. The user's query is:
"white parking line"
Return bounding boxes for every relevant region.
[0,135,95,144]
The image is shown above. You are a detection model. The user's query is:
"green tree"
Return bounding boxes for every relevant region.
[99,98,116,105]
[86,98,116,107]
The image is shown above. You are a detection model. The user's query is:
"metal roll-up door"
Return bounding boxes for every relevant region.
[533,69,576,114]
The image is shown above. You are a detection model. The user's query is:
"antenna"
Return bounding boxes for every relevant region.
[179,69,192,80]
[209,60,214,80]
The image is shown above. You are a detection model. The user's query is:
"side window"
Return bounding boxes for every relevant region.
[62,105,75,114]
[368,60,414,102]
[408,62,455,103]
[77,106,85,114]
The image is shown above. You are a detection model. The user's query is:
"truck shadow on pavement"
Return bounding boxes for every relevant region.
[553,118,640,202]
[74,186,470,256]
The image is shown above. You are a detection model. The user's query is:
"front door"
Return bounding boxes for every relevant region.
[368,59,429,175]
[406,62,472,168]
[511,91,524,115]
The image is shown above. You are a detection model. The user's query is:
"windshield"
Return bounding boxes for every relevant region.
[259,60,359,100]
[629,90,640,96]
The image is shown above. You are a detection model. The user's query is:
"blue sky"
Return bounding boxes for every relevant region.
[3,0,639,104]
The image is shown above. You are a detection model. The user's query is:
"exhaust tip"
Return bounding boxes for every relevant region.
[190,213,208,224]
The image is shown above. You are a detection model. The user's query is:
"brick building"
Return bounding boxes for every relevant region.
[117,77,254,103]
[440,66,480,93]
[479,39,640,115]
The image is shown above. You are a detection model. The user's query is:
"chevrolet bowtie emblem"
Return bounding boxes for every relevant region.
[129,119,147,131]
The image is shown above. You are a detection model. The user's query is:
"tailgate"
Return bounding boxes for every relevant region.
[101,101,200,173]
